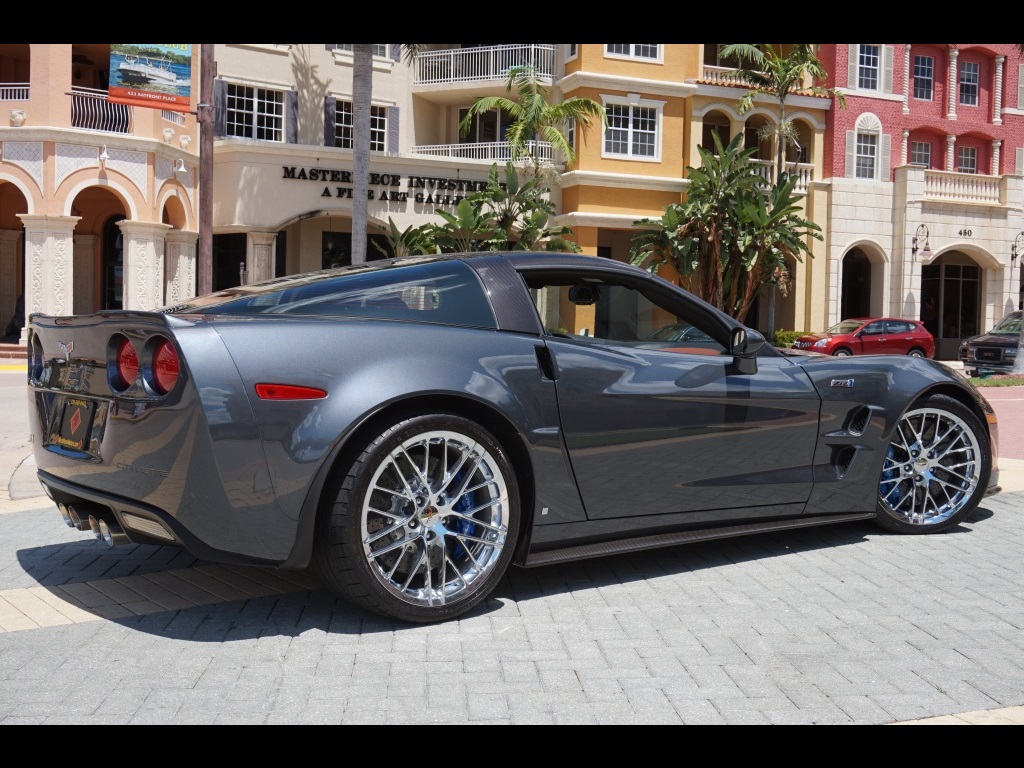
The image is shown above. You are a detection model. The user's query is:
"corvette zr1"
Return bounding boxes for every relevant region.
[27,252,1000,623]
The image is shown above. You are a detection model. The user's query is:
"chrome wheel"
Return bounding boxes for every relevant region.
[878,401,985,529]
[361,429,511,608]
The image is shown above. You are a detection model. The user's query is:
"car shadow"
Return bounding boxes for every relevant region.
[11,509,996,638]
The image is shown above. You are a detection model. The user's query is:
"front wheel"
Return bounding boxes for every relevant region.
[907,348,926,358]
[314,413,520,623]
[833,348,852,357]
[875,394,990,533]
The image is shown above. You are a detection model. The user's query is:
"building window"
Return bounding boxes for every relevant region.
[910,141,931,168]
[856,132,878,178]
[858,45,880,90]
[606,44,660,61]
[604,101,659,160]
[225,83,284,141]
[959,61,979,106]
[337,44,389,58]
[957,146,977,174]
[335,100,386,151]
[566,44,577,60]
[913,55,933,100]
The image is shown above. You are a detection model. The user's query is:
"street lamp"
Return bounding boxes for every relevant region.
[1011,232,1024,269]
[911,224,931,262]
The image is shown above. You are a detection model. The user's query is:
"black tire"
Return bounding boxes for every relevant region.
[875,394,990,534]
[907,348,926,358]
[833,348,852,357]
[314,413,520,623]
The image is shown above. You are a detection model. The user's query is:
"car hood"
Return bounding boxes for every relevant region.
[795,332,831,342]
[963,332,1019,346]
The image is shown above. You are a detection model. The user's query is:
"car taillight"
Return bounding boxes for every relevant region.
[151,338,180,394]
[116,337,139,389]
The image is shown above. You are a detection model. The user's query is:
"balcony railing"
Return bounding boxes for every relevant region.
[923,169,1002,204]
[71,87,133,134]
[0,83,30,101]
[747,158,814,194]
[700,65,751,86]
[411,140,555,164]
[415,45,555,85]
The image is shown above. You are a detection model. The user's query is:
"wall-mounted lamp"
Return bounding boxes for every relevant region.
[1012,232,1024,270]
[174,158,186,177]
[98,145,110,168]
[911,224,931,262]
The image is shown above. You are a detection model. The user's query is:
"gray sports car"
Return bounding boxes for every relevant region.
[27,252,1001,623]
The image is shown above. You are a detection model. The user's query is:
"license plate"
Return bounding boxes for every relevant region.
[49,397,96,452]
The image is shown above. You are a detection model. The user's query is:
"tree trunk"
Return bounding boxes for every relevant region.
[351,45,372,265]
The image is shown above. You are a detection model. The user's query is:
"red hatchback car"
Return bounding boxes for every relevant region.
[792,317,935,358]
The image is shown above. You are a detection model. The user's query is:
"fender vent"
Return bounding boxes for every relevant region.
[845,406,871,436]
[832,446,858,479]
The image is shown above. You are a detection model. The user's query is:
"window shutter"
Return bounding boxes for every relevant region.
[882,46,893,94]
[387,106,399,153]
[285,90,298,144]
[390,44,401,62]
[213,79,227,138]
[1017,146,1023,175]
[845,130,856,177]
[324,96,337,147]
[880,133,891,180]
[848,45,859,88]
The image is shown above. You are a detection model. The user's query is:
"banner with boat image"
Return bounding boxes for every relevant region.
[108,44,192,112]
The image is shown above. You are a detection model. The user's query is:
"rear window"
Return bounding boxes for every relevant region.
[188,259,497,330]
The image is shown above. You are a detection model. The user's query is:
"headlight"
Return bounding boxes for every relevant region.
[813,338,829,347]
[1006,348,1018,358]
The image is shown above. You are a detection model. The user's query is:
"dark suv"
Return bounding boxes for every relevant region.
[958,310,1022,376]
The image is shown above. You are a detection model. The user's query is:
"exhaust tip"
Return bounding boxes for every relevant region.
[88,515,103,541]
[98,518,129,547]
[58,503,76,528]
[67,505,90,531]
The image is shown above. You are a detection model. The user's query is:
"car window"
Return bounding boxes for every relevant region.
[190,260,498,329]
[524,275,726,355]
[863,322,886,335]
[887,321,911,333]
[827,320,864,334]
[990,312,1023,334]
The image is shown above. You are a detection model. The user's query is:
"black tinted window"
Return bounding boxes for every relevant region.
[192,260,497,329]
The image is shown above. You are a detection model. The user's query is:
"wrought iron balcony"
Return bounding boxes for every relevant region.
[411,140,556,165]
[71,87,133,134]
[414,45,556,85]
[0,83,30,101]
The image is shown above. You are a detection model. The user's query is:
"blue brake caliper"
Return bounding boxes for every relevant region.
[450,469,476,560]
[880,445,900,505]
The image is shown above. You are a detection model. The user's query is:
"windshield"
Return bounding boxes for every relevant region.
[825,320,865,334]
[990,312,1022,334]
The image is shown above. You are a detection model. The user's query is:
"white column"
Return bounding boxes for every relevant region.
[73,234,96,315]
[164,230,198,305]
[117,220,171,311]
[17,214,80,320]
[902,44,911,114]
[946,134,957,171]
[993,55,1005,125]
[901,129,909,166]
[0,230,21,333]
[947,48,959,119]
[247,232,277,284]
[992,140,1002,176]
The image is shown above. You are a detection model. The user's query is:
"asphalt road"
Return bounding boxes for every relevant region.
[2,366,1024,724]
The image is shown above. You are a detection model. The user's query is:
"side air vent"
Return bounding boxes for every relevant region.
[832,446,858,479]
[845,406,871,436]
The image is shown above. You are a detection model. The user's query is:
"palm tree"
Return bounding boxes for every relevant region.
[459,65,606,174]
[720,44,846,181]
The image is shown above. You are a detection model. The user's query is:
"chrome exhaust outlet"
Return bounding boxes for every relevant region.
[58,503,76,528]
[97,518,130,547]
[66,504,92,532]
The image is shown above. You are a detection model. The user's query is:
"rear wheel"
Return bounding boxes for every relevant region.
[875,394,990,533]
[833,348,852,357]
[907,348,926,358]
[315,413,520,623]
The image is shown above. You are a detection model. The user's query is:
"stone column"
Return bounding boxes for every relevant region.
[946,48,959,120]
[902,44,910,114]
[17,214,80,322]
[164,230,199,305]
[73,234,96,315]
[946,135,956,171]
[901,129,909,166]
[0,229,22,332]
[992,140,1002,176]
[993,56,1004,125]
[247,232,278,284]
[117,220,171,311]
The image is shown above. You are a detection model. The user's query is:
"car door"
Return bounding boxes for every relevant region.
[884,320,914,354]
[527,273,822,522]
[855,320,889,355]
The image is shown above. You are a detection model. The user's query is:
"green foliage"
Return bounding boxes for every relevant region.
[772,329,807,347]
[629,132,821,320]
[459,65,606,169]
[372,217,434,258]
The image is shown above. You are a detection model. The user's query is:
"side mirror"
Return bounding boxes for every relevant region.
[729,327,765,375]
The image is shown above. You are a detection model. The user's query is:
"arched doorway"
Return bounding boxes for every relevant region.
[840,249,872,318]
[921,252,981,360]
